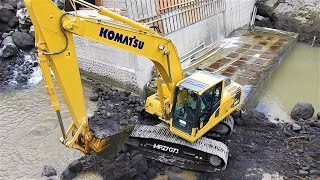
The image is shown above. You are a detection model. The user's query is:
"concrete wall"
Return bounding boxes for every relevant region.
[103,0,127,9]
[74,0,256,93]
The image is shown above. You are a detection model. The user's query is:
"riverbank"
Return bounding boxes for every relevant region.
[0,0,38,86]
[255,0,320,45]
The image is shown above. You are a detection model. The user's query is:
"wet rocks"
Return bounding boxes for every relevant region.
[0,36,19,58]
[15,73,28,83]
[0,0,38,86]
[298,170,309,176]
[65,150,167,180]
[309,170,320,175]
[240,109,267,121]
[145,168,157,179]
[231,109,241,119]
[0,7,15,23]
[7,0,17,9]
[61,169,76,180]
[88,82,144,137]
[8,16,19,28]
[12,31,34,50]
[89,94,99,102]
[42,165,57,177]
[291,102,314,120]
[291,123,302,131]
[67,159,84,173]
[17,0,25,9]
[61,156,93,180]
[132,154,148,174]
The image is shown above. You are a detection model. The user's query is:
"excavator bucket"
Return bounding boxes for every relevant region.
[88,117,135,158]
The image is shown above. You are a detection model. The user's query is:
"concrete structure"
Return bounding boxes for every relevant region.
[74,0,256,93]
[193,27,298,109]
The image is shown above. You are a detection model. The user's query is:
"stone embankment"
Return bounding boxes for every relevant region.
[0,0,38,85]
[41,81,320,180]
[256,0,320,45]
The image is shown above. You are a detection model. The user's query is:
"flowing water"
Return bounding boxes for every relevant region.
[0,80,99,179]
[256,43,320,122]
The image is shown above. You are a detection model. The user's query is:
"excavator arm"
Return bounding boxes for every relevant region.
[24,0,184,154]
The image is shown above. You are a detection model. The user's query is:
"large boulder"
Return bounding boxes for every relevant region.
[8,16,19,27]
[0,8,15,23]
[0,36,19,58]
[131,154,148,174]
[256,0,320,42]
[12,31,34,50]
[7,0,18,9]
[0,22,10,33]
[291,102,315,120]
[1,3,15,11]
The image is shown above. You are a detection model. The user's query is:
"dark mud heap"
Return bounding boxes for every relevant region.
[59,81,320,180]
[87,82,143,138]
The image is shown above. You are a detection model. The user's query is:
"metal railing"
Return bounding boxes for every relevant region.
[126,0,226,35]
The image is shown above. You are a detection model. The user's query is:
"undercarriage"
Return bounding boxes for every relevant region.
[126,115,235,172]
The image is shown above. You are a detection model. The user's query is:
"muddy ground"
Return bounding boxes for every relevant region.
[54,81,320,180]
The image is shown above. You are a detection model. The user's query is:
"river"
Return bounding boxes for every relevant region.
[256,43,320,122]
[0,80,99,179]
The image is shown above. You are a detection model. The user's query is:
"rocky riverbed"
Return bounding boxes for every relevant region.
[39,81,320,180]
[255,0,320,45]
[0,0,38,86]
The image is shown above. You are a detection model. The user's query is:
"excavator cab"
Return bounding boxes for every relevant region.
[169,71,241,142]
[172,79,222,135]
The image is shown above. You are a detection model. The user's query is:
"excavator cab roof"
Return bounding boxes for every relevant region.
[178,71,231,95]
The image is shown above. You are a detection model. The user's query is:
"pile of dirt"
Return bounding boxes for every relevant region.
[199,110,320,180]
[87,81,144,138]
[61,147,168,180]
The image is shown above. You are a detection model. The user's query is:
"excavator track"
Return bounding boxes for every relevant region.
[127,125,229,172]
[206,115,234,138]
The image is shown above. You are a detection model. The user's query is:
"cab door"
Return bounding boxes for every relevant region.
[196,81,223,129]
[211,81,223,117]
[197,89,213,129]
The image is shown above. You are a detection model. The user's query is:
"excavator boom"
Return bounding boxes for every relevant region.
[24,0,184,154]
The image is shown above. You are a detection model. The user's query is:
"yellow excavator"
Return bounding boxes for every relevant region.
[25,0,243,172]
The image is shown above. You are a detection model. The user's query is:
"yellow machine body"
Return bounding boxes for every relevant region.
[24,0,243,154]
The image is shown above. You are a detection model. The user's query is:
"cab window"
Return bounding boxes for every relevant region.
[197,89,213,126]
[213,82,222,106]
